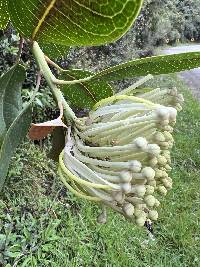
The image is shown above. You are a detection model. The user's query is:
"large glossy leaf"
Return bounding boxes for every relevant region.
[0,65,25,145]
[0,65,37,190]
[0,104,32,190]
[8,0,144,46]
[90,52,200,81]
[0,0,9,30]
[39,42,70,60]
[60,69,113,109]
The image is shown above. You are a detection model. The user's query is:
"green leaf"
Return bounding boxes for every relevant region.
[0,0,9,30]
[0,67,37,190]
[0,65,25,145]
[91,52,200,81]
[48,127,65,162]
[0,102,32,190]
[60,69,113,109]
[39,42,70,60]
[8,0,144,46]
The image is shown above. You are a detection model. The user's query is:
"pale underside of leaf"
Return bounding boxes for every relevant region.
[8,0,144,46]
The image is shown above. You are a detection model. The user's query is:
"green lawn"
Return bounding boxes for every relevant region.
[0,75,200,267]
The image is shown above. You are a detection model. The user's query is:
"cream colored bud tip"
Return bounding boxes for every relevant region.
[148,210,158,221]
[134,185,146,197]
[129,160,142,172]
[154,132,165,142]
[154,199,160,207]
[134,137,148,150]
[120,171,132,183]
[149,157,158,167]
[158,185,168,195]
[136,216,146,227]
[167,107,177,121]
[121,183,132,194]
[142,167,155,181]
[112,191,124,203]
[145,185,154,195]
[156,107,169,120]
[122,203,135,216]
[147,144,160,156]
[144,195,156,207]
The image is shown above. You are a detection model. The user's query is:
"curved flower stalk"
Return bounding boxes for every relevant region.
[58,86,184,227]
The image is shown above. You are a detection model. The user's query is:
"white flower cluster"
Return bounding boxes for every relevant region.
[58,87,184,226]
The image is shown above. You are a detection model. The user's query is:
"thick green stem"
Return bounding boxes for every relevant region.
[32,41,76,123]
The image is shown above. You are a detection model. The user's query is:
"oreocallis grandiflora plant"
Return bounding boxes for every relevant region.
[0,0,199,227]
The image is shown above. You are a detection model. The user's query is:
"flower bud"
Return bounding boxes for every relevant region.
[175,103,182,111]
[132,178,147,185]
[167,107,177,121]
[163,125,173,133]
[148,210,158,221]
[135,203,147,210]
[145,185,154,195]
[120,171,132,183]
[160,142,170,150]
[144,195,156,207]
[154,199,160,207]
[167,177,172,183]
[165,164,172,171]
[159,119,169,126]
[162,153,171,162]
[149,157,158,167]
[163,131,173,141]
[157,185,168,195]
[162,178,172,189]
[136,216,146,227]
[154,132,165,142]
[147,180,157,187]
[157,155,167,166]
[134,209,146,218]
[155,169,163,178]
[131,185,146,197]
[112,191,125,203]
[121,183,132,194]
[142,167,155,181]
[123,203,135,216]
[147,144,160,156]
[156,108,169,120]
[129,160,142,172]
[134,137,148,150]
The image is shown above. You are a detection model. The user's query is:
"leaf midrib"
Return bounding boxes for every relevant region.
[32,0,57,40]
[65,72,97,102]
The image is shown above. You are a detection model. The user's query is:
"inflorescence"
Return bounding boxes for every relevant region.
[58,86,184,226]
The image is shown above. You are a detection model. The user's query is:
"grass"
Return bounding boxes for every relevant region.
[0,75,200,267]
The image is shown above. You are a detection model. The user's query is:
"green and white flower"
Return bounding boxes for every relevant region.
[58,86,183,226]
